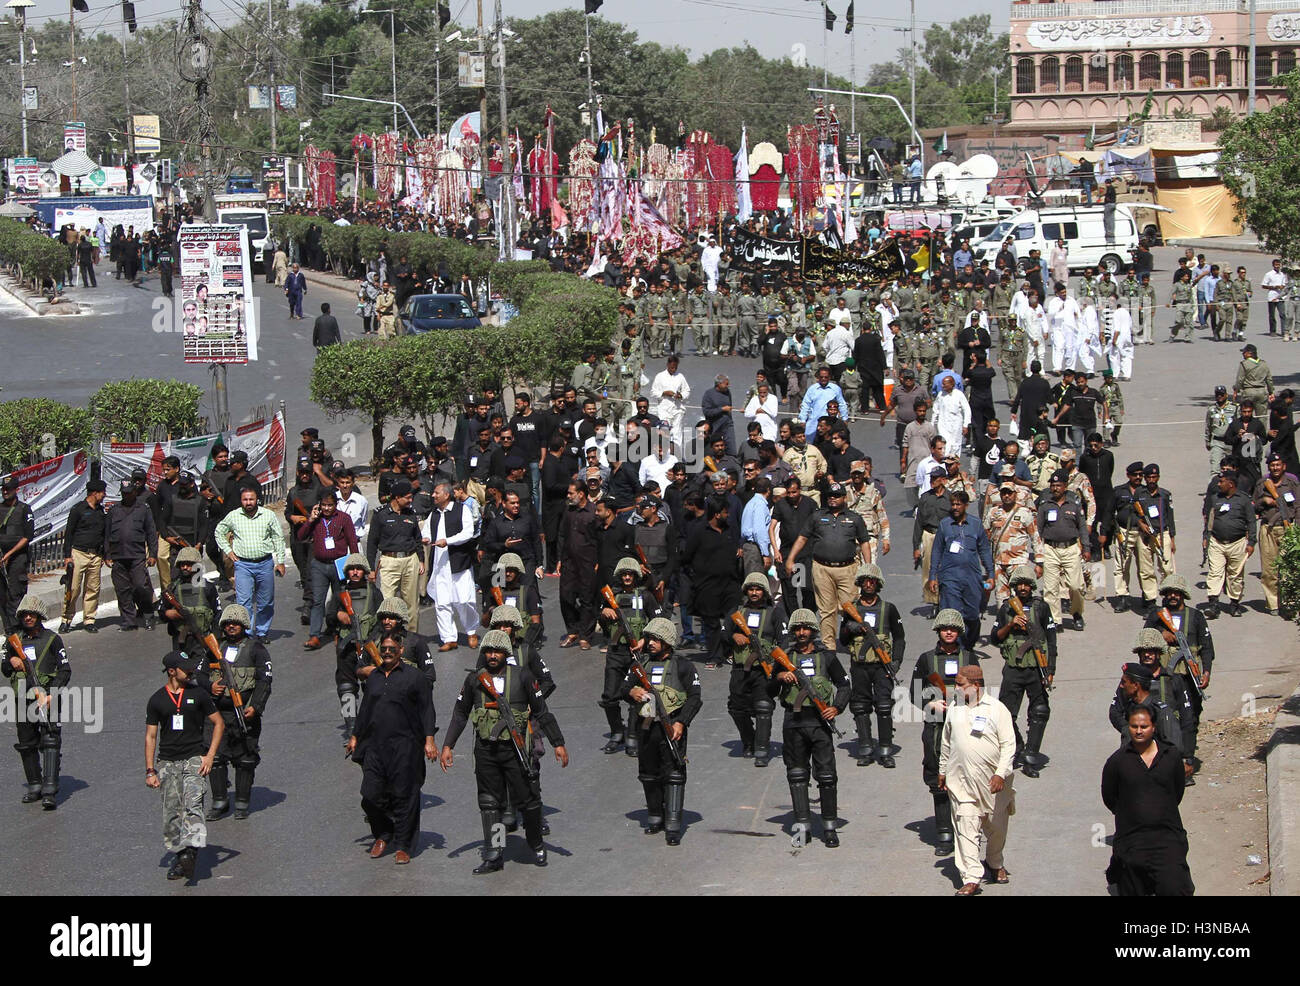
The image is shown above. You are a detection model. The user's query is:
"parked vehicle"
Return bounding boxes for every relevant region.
[972,203,1139,275]
[399,293,482,333]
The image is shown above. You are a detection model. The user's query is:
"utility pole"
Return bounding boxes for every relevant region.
[909,0,916,154]
[268,0,277,152]
[69,0,77,120]
[120,6,135,161]
[388,7,397,137]
[495,0,511,259]
[184,0,215,219]
[583,12,595,140]
[477,0,488,179]
[1248,0,1257,115]
[6,0,31,157]
[435,33,442,137]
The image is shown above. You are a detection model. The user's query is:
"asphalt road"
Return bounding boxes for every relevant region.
[2,244,1297,895]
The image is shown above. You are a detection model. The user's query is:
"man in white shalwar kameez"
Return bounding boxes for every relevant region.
[932,375,972,457]
[1106,305,1135,380]
[651,356,691,452]
[939,664,1017,894]
[424,483,479,650]
[1046,283,1082,373]
[1076,299,1102,373]
[1019,293,1048,370]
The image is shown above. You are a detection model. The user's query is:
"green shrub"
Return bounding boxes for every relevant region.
[0,218,74,288]
[1278,524,1300,620]
[0,398,93,471]
[89,379,205,442]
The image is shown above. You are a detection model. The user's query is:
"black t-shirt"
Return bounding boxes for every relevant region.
[146,684,217,761]
[965,365,996,408]
[509,411,547,463]
[1067,389,1099,430]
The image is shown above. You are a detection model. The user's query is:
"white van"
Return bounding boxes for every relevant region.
[972,204,1139,276]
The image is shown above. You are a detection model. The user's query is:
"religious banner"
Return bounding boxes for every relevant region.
[801,237,909,282]
[177,224,257,364]
[374,131,400,206]
[726,227,801,272]
[0,450,90,545]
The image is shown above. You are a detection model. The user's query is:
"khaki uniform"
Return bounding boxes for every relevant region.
[1204,400,1238,477]
[375,290,398,338]
[1227,276,1252,342]
[846,483,890,550]
[689,291,711,355]
[1254,474,1299,611]
[1234,357,1273,414]
[783,444,827,505]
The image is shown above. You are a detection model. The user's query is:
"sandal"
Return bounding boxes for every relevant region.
[955,883,981,896]
[559,634,578,648]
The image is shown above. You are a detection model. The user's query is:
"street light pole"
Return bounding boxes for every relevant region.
[1248,0,1257,115]
[495,0,512,259]
[435,33,442,137]
[69,0,77,120]
[361,8,399,136]
[583,12,595,141]
[268,0,277,151]
[6,0,31,157]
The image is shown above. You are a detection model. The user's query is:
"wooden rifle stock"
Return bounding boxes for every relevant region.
[1008,596,1051,689]
[491,586,506,609]
[476,671,537,779]
[627,657,687,769]
[634,546,665,604]
[1264,479,1293,528]
[1157,608,1205,701]
[729,612,773,676]
[925,671,948,699]
[338,590,381,667]
[162,589,248,734]
[840,601,895,676]
[769,645,842,737]
[7,631,48,722]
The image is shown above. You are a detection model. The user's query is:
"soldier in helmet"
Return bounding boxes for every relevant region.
[335,553,379,734]
[201,603,271,820]
[910,608,981,856]
[992,567,1057,778]
[158,546,221,660]
[481,552,543,648]
[441,631,568,872]
[838,563,904,768]
[724,572,786,767]
[1109,628,1195,759]
[770,608,849,847]
[359,597,436,692]
[1143,574,1213,776]
[620,617,701,846]
[2,595,69,809]
[479,604,557,834]
[598,557,663,756]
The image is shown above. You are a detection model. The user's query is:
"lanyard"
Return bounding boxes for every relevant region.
[166,686,184,713]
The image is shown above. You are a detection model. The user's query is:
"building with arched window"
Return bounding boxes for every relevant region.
[1009,0,1298,129]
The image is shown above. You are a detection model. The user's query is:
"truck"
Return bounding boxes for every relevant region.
[214,192,271,264]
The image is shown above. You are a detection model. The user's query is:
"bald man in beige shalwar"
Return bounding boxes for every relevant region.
[938,665,1017,895]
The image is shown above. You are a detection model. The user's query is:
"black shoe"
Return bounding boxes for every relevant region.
[42,795,56,810]
[1205,602,1220,620]
[58,621,72,634]
[21,790,40,804]
[143,617,155,631]
[1230,600,1245,617]
[878,754,896,768]
[119,623,138,632]
[645,821,664,835]
[1113,597,1128,613]
[1073,615,1085,631]
[935,841,954,857]
[534,848,548,867]
[665,832,681,846]
[741,746,754,758]
[754,756,769,768]
[179,848,197,879]
[167,858,187,880]
[300,614,310,626]
[84,623,97,634]
[1022,764,1040,778]
[206,802,229,821]
[233,807,249,820]
[540,818,551,836]
[601,736,624,754]
[472,856,504,875]
[822,828,840,848]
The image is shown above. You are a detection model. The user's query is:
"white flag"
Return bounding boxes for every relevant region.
[735,125,753,222]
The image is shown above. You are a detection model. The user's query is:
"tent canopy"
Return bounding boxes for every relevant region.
[51,150,98,178]
[0,200,35,217]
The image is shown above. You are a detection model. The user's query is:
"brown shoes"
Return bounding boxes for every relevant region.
[955,882,981,896]
[987,867,1010,884]
[579,639,591,650]
[438,642,458,652]
[303,636,323,650]
[369,839,387,859]
[559,634,578,648]
[467,634,479,648]
[395,851,411,865]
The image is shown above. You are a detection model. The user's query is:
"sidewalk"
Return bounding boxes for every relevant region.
[1165,233,1268,254]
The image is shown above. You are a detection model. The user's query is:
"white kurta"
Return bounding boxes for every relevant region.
[1046,296,1081,372]
[1107,307,1135,379]
[1020,304,1047,369]
[933,389,972,454]
[744,393,780,441]
[426,502,479,644]
[940,690,1017,885]
[651,369,690,450]
[1077,304,1102,373]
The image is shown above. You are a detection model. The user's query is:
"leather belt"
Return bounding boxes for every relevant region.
[815,558,855,567]
[1045,539,1077,549]
[381,550,417,558]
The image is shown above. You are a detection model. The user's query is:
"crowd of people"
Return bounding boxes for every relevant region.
[7,201,1298,896]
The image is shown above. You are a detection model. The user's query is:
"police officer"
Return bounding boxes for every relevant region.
[620,617,700,846]
[1111,461,1148,613]
[366,480,425,632]
[1037,469,1089,630]
[784,481,873,650]
[361,597,436,692]
[1134,463,1176,596]
[1254,452,1300,615]
[725,572,786,767]
[838,563,904,768]
[335,553,379,733]
[2,595,69,808]
[1205,386,1239,477]
[158,546,220,659]
[598,557,662,755]
[484,552,543,647]
[910,608,981,856]
[0,476,36,630]
[1143,574,1214,773]
[1109,628,1195,760]
[632,494,678,602]
[441,631,568,872]
[912,467,951,613]
[1024,433,1061,494]
[992,567,1057,778]
[105,480,159,631]
[203,604,271,820]
[770,608,848,847]
[1202,470,1257,618]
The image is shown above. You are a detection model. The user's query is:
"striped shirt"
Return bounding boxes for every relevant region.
[214,506,287,564]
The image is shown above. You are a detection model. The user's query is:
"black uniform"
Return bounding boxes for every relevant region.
[352,661,437,855]
[772,495,817,612]
[599,586,661,750]
[770,643,850,836]
[201,631,271,815]
[285,477,324,613]
[335,581,379,725]
[2,627,70,803]
[104,497,159,629]
[910,644,981,849]
[1101,739,1195,896]
[1143,604,1214,758]
[159,489,209,553]
[992,595,1057,764]
[493,580,544,648]
[838,593,905,760]
[158,577,221,659]
[619,648,702,840]
[444,666,562,860]
[632,517,680,598]
[367,624,436,691]
[724,599,787,763]
[0,497,36,628]
[1109,671,1194,756]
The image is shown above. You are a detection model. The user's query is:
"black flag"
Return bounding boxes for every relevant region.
[122,1,137,33]
[437,2,450,29]
[845,0,854,33]
[824,3,836,30]
[72,0,89,11]
[585,0,603,13]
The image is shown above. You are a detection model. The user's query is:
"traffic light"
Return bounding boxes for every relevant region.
[122,2,137,33]
[437,2,450,29]
[73,0,89,12]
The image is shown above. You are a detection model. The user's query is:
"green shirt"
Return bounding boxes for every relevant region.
[214,506,287,564]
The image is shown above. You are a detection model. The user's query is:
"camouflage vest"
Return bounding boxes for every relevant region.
[611,589,651,648]
[846,598,893,663]
[731,606,775,670]
[642,654,686,716]
[469,667,531,741]
[783,648,835,709]
[175,580,215,638]
[218,637,259,694]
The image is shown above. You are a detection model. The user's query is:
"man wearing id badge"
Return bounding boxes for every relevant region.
[202,604,271,821]
[725,573,787,767]
[144,651,223,882]
[926,491,993,647]
[910,610,981,858]
[1035,469,1090,630]
[938,665,1016,895]
[1252,452,1300,615]
[1202,470,1256,620]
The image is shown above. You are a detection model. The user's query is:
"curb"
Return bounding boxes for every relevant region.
[1266,685,1300,895]
[0,272,83,315]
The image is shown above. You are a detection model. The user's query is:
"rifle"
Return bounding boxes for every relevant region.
[6,629,49,725]
[339,590,382,667]
[161,588,247,735]
[200,477,224,506]
[1264,478,1293,528]
[729,612,774,677]
[1156,608,1205,702]
[634,545,665,604]
[1008,595,1051,690]
[926,671,948,700]
[290,495,309,523]
[476,670,538,780]
[164,525,192,550]
[491,585,505,609]
[627,657,687,770]
[768,645,843,738]
[839,601,898,686]
[59,562,73,613]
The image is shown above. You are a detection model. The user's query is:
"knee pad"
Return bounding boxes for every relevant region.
[637,772,660,786]
[666,769,687,786]
[235,751,261,770]
[814,772,837,789]
[753,698,774,716]
[1028,700,1051,724]
[786,766,811,785]
[13,740,37,755]
[477,791,502,811]
[37,729,60,752]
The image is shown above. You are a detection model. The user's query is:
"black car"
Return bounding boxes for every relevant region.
[399,293,482,334]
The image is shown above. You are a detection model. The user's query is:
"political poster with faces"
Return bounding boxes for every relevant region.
[177,224,258,364]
